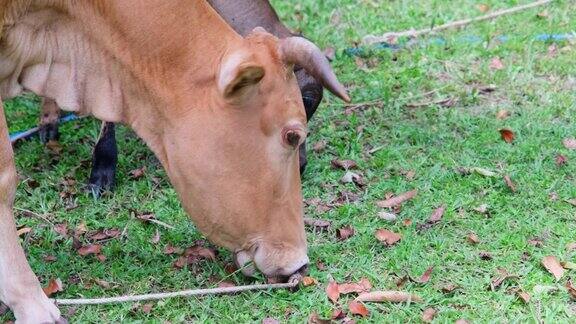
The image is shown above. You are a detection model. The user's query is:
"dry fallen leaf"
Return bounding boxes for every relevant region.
[356,290,422,303]
[499,129,515,143]
[402,219,412,227]
[141,303,153,314]
[556,154,567,166]
[517,290,531,303]
[337,225,355,241]
[477,3,490,12]
[348,301,369,317]
[566,280,576,300]
[302,276,318,287]
[78,244,102,256]
[338,278,372,294]
[563,138,576,149]
[262,318,279,324]
[16,227,32,237]
[467,233,480,244]
[490,268,518,290]
[489,57,505,70]
[307,312,331,324]
[326,281,340,303]
[455,319,470,324]
[428,206,445,223]
[42,278,64,297]
[378,211,397,221]
[184,245,217,262]
[503,175,516,192]
[441,283,458,293]
[417,267,434,284]
[376,190,417,208]
[129,166,147,179]
[331,159,358,170]
[421,308,437,323]
[53,223,68,237]
[304,218,331,231]
[331,308,346,320]
[375,229,401,246]
[541,256,565,280]
[312,140,327,153]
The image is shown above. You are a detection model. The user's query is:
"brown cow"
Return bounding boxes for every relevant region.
[0,1,348,322]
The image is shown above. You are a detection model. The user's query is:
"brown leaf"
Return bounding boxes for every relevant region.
[338,278,372,294]
[96,254,107,262]
[302,276,318,287]
[141,303,153,314]
[356,290,422,303]
[87,228,121,241]
[496,110,510,120]
[490,268,518,290]
[184,245,217,262]
[53,223,68,237]
[218,281,236,288]
[467,233,480,244]
[395,275,409,288]
[331,308,346,320]
[477,4,490,13]
[541,256,565,280]
[376,190,417,208]
[375,229,401,246]
[331,159,358,170]
[537,10,549,18]
[566,280,576,300]
[262,318,279,324]
[78,244,102,256]
[563,138,576,149]
[556,154,567,166]
[421,308,437,323]
[337,225,355,241]
[517,290,531,303]
[441,283,458,293]
[455,319,470,324]
[312,140,327,153]
[43,255,57,262]
[74,222,88,236]
[42,278,64,297]
[378,211,397,221]
[304,218,331,231]
[348,301,369,317]
[417,267,434,284]
[402,219,412,227]
[326,281,340,303]
[428,206,445,222]
[503,175,516,192]
[173,256,187,269]
[489,57,505,70]
[16,227,32,237]
[129,166,147,179]
[94,278,111,289]
[307,312,331,324]
[499,129,515,143]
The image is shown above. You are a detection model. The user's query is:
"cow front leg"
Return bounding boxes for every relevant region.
[38,97,60,144]
[88,122,118,197]
[0,100,63,323]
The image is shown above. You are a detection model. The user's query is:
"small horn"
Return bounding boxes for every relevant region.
[279,37,350,102]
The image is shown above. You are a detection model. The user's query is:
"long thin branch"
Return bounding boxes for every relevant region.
[54,281,298,305]
[363,0,554,45]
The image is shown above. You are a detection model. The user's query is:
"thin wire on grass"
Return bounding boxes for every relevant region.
[53,281,299,305]
[363,0,554,45]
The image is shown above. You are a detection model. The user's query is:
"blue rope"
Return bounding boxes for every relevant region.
[344,33,574,56]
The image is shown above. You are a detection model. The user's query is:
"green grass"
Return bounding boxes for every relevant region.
[3,0,576,322]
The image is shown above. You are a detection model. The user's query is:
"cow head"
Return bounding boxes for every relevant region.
[162,28,348,281]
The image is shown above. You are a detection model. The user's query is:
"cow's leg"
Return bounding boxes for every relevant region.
[0,100,63,323]
[88,122,118,196]
[38,97,60,144]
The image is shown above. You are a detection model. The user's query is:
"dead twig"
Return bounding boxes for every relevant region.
[363,0,554,45]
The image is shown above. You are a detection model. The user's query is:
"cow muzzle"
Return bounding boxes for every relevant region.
[233,244,309,282]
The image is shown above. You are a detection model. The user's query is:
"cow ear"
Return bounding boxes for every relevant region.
[218,54,265,100]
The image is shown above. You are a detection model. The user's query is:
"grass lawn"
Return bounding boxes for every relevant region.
[3,0,576,322]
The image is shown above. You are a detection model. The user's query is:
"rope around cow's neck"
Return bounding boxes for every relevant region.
[53,280,299,305]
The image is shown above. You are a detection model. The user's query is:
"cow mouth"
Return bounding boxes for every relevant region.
[233,250,309,284]
[265,263,308,285]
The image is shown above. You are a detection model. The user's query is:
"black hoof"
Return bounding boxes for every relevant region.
[88,168,116,198]
[39,123,59,144]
